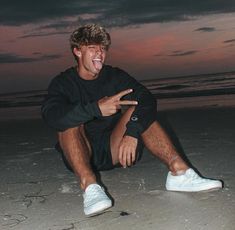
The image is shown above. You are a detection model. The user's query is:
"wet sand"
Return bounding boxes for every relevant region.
[0,108,234,230]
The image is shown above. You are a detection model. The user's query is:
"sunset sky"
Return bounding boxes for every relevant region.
[0,1,235,93]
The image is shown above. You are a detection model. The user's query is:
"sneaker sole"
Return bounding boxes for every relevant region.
[166,182,222,192]
[84,200,112,217]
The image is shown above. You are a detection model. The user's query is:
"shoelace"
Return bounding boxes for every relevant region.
[186,170,205,183]
[84,185,106,202]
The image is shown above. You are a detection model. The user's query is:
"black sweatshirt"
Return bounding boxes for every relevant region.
[41,65,157,139]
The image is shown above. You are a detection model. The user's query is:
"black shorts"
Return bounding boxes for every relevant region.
[56,128,144,172]
[85,128,114,171]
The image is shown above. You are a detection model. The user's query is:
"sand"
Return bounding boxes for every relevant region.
[0,108,235,230]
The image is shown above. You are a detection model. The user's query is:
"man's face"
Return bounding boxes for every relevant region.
[76,44,107,79]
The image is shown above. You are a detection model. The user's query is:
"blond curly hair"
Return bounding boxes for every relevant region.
[70,24,111,60]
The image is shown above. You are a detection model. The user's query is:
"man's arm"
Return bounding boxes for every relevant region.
[114,69,157,168]
[116,69,157,139]
[96,88,140,168]
[41,78,101,131]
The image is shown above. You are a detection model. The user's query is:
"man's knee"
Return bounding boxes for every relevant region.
[58,124,92,157]
[58,125,85,140]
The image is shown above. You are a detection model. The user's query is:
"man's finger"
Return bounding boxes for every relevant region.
[118,145,125,167]
[116,104,121,110]
[113,89,133,99]
[126,150,132,167]
[118,100,138,105]
[131,150,136,163]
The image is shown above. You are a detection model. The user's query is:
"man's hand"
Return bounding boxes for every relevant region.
[119,135,138,168]
[98,89,138,116]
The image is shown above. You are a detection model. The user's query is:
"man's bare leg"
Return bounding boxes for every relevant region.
[58,125,96,190]
[111,107,222,192]
[141,122,189,174]
[58,125,112,216]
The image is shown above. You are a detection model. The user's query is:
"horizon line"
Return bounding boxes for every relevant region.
[1,69,235,96]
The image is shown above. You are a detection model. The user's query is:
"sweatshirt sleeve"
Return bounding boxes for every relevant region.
[116,69,157,139]
[41,77,102,131]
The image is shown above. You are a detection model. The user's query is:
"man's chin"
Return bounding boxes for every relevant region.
[90,70,100,78]
[93,66,103,74]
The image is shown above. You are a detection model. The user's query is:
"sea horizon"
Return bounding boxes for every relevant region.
[1,69,235,98]
[0,70,235,120]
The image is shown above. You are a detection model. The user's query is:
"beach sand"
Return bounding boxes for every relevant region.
[0,107,235,230]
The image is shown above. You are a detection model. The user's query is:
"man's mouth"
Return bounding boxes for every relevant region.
[92,58,103,70]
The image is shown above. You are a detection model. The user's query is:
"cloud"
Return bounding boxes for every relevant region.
[0,53,61,64]
[19,31,71,39]
[0,1,110,26]
[1,0,235,28]
[42,54,62,60]
[194,27,216,32]
[223,39,235,43]
[168,50,198,56]
[154,50,198,57]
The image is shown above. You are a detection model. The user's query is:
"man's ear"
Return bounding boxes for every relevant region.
[73,47,81,58]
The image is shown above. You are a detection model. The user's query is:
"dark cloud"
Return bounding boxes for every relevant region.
[42,54,62,60]
[0,53,61,64]
[19,31,71,39]
[194,27,216,32]
[223,39,235,43]
[169,50,198,56]
[154,50,198,57]
[0,1,112,26]
[1,0,235,28]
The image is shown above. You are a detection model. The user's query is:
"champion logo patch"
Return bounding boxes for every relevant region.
[131,116,138,121]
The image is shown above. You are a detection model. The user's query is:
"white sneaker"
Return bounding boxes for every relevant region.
[83,184,112,216]
[166,168,222,192]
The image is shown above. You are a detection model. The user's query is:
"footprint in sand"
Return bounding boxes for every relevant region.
[59,182,80,194]
[147,189,165,196]
[197,192,216,201]
[0,214,27,228]
[42,147,55,151]
[187,152,203,157]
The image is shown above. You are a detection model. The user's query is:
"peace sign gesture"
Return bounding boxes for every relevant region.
[98,89,138,116]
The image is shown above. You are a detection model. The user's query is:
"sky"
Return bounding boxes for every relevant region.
[0,1,235,94]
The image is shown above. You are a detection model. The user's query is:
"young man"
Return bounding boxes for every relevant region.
[41,24,222,216]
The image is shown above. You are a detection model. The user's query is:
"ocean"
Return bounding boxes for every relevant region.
[0,71,235,120]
